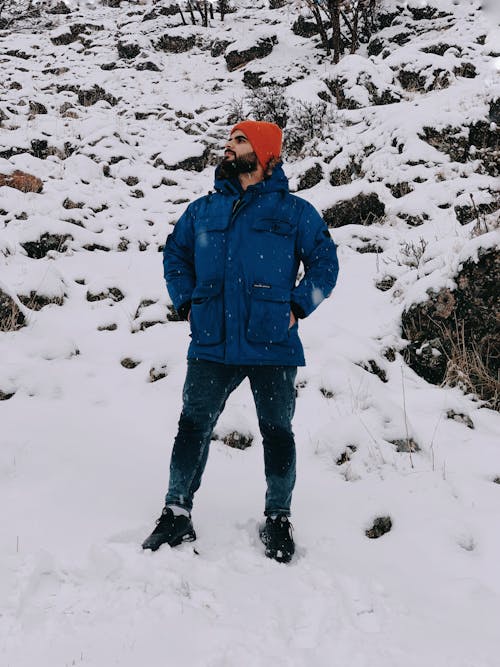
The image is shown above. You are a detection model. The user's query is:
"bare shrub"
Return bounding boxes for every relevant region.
[246,85,290,128]
[397,238,428,268]
[285,99,337,157]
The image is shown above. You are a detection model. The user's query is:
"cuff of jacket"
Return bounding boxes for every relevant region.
[291,301,306,320]
[176,301,191,321]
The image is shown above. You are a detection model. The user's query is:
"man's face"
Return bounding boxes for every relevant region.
[221,130,259,174]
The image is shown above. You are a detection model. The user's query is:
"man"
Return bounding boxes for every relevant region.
[143,120,339,563]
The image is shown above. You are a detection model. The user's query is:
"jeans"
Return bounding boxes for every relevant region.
[165,359,297,516]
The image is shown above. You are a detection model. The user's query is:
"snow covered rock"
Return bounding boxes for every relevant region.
[156,33,196,53]
[402,249,500,407]
[225,35,277,71]
[323,192,386,228]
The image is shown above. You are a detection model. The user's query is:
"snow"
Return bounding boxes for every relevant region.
[1,0,499,665]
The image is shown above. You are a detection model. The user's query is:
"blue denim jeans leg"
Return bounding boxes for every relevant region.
[165,359,297,516]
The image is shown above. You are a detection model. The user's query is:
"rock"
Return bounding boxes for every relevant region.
[156,34,196,54]
[383,348,396,362]
[446,410,474,429]
[50,24,88,46]
[117,42,140,59]
[336,445,357,465]
[320,387,334,398]
[453,63,477,79]
[399,212,428,227]
[149,365,168,382]
[292,16,319,38]
[325,77,361,110]
[29,101,47,115]
[47,1,71,13]
[0,288,26,331]
[78,85,118,107]
[367,37,386,57]
[398,69,426,92]
[121,358,140,369]
[490,98,500,124]
[0,390,15,400]
[402,249,499,407]
[166,305,182,321]
[375,276,396,291]
[389,32,412,46]
[83,243,111,252]
[360,360,388,383]
[135,61,161,72]
[323,193,385,228]
[391,438,420,453]
[421,125,468,162]
[376,10,398,28]
[18,292,64,310]
[388,182,413,198]
[365,516,392,539]
[408,4,449,20]
[421,122,499,175]
[21,233,72,259]
[86,287,124,302]
[242,70,265,89]
[63,198,84,209]
[0,170,43,193]
[211,39,233,58]
[220,431,253,450]
[97,323,117,331]
[162,147,211,173]
[421,43,456,56]
[225,36,277,72]
[297,163,323,190]
[454,197,500,225]
[30,139,51,160]
[329,161,361,186]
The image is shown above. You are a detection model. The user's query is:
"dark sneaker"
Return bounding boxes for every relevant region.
[142,507,196,551]
[259,514,295,563]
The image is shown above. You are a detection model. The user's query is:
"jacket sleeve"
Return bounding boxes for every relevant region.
[163,204,196,318]
[291,202,339,319]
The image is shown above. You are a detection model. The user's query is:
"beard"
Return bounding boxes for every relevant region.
[218,150,259,178]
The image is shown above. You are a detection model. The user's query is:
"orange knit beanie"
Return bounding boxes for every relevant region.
[230,120,283,169]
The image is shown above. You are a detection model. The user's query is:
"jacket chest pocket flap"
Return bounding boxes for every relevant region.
[247,284,290,344]
[196,216,229,235]
[190,282,224,345]
[252,219,294,236]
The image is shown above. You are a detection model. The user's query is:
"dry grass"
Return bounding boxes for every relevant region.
[443,323,499,411]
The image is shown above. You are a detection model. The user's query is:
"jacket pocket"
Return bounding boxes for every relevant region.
[247,284,290,344]
[190,282,224,345]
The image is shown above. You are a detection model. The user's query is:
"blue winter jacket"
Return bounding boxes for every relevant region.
[163,163,339,366]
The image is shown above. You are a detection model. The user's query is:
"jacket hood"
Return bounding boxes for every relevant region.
[213,162,289,196]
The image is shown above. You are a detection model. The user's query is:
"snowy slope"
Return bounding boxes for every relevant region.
[1,1,500,666]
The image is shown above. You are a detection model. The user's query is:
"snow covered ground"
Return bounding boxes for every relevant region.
[1,1,499,665]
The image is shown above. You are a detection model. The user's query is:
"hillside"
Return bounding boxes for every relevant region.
[1,1,499,665]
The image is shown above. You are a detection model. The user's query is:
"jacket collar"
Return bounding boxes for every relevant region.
[213,162,289,197]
